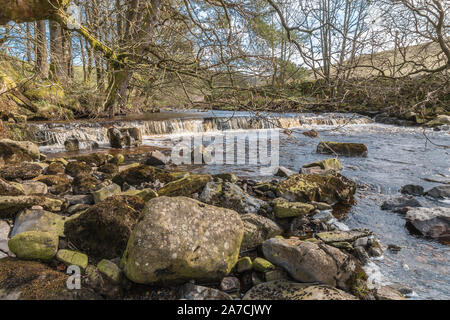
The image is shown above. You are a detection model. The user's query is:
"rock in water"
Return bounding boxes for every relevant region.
[122,196,244,284]
[0,139,40,167]
[64,138,80,152]
[400,184,424,196]
[262,237,365,290]
[381,196,422,211]
[145,151,168,166]
[405,207,450,241]
[302,158,342,171]
[425,185,450,199]
[317,141,368,157]
[64,195,144,259]
[276,173,356,204]
[112,164,179,187]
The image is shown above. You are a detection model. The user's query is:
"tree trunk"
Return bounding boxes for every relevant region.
[35,20,49,78]
[49,20,66,82]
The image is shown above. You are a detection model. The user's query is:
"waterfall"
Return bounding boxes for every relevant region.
[29,113,373,152]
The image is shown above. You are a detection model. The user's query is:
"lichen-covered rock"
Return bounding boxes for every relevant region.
[34,175,71,195]
[64,195,144,260]
[112,164,179,187]
[92,183,121,203]
[236,257,253,273]
[273,200,315,218]
[405,207,450,241]
[253,257,275,272]
[121,188,158,202]
[303,158,342,171]
[317,230,373,244]
[0,177,24,195]
[20,181,48,195]
[0,139,40,167]
[72,174,102,195]
[276,173,356,204]
[56,249,88,269]
[0,196,63,218]
[241,213,283,250]
[243,280,356,300]
[317,141,368,157]
[97,259,121,284]
[0,162,43,180]
[46,162,65,175]
[199,181,266,214]
[10,208,68,238]
[0,258,99,300]
[8,231,58,261]
[122,196,244,284]
[158,174,212,197]
[65,161,92,177]
[98,163,119,176]
[74,153,109,167]
[213,173,239,183]
[262,238,365,291]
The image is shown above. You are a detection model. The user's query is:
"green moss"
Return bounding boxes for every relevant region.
[253,258,275,272]
[158,174,212,197]
[56,249,89,269]
[303,158,342,171]
[8,231,58,262]
[236,257,253,273]
[273,201,315,218]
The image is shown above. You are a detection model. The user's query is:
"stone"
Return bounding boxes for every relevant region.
[145,150,168,166]
[8,231,58,261]
[375,286,406,300]
[72,174,102,195]
[46,162,65,175]
[0,177,24,195]
[274,166,295,178]
[262,238,365,290]
[276,173,356,204]
[98,163,119,176]
[311,201,333,210]
[180,283,232,300]
[65,161,92,177]
[220,276,240,292]
[354,246,370,265]
[236,257,253,273]
[400,184,424,196]
[64,195,144,260]
[199,181,266,214]
[303,158,342,171]
[92,183,121,203]
[273,200,315,218]
[121,188,158,202]
[405,207,450,241]
[253,257,275,272]
[300,166,325,175]
[121,196,244,284]
[64,138,79,152]
[97,259,121,284]
[317,230,373,243]
[56,249,88,269]
[67,204,90,214]
[158,174,212,197]
[73,153,109,167]
[425,185,450,199]
[381,196,422,211]
[312,210,334,222]
[10,209,68,238]
[0,220,10,256]
[387,283,413,296]
[34,175,71,195]
[214,173,239,183]
[317,141,368,157]
[426,115,450,127]
[107,128,141,149]
[110,154,125,165]
[0,162,43,180]
[0,258,99,300]
[0,139,40,167]
[112,164,178,187]
[20,181,48,195]
[264,268,288,282]
[64,194,94,205]
[0,196,63,217]
[243,280,357,300]
[241,213,283,250]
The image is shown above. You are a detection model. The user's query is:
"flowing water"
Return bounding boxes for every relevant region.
[34,110,450,299]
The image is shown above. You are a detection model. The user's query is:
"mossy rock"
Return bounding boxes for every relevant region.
[0,177,24,195]
[158,174,212,197]
[73,153,109,167]
[34,174,71,195]
[92,183,121,204]
[253,258,275,272]
[121,188,158,202]
[276,173,356,204]
[236,257,253,273]
[303,158,342,171]
[8,231,58,261]
[273,200,315,218]
[11,209,68,238]
[112,164,179,187]
[0,139,40,167]
[0,162,43,180]
[56,249,88,270]
[72,174,102,195]
[45,162,65,175]
[97,259,121,284]
[0,195,63,218]
[317,142,368,157]
[65,161,92,177]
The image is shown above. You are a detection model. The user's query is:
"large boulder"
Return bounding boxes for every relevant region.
[121,196,244,284]
[0,162,43,181]
[0,139,40,168]
[262,238,365,291]
[10,208,68,238]
[0,196,63,218]
[8,231,58,261]
[276,173,356,204]
[64,196,144,260]
[112,164,179,187]
[241,214,283,250]
[317,141,368,157]
[199,181,266,214]
[158,174,212,197]
[0,258,98,300]
[243,280,357,300]
[405,207,450,241]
